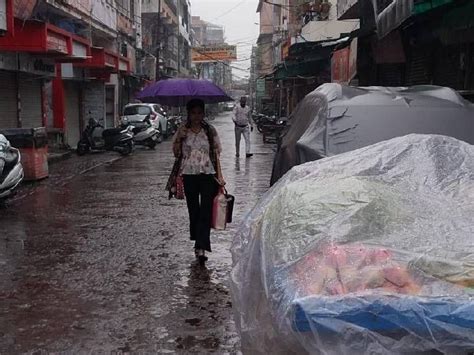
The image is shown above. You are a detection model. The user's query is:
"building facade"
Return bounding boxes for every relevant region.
[0,0,141,149]
[337,0,474,101]
[191,16,233,94]
[142,0,192,79]
[253,0,362,115]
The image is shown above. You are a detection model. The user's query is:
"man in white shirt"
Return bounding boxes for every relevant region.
[232,96,253,158]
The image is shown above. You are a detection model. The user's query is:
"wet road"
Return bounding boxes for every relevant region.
[0,112,274,353]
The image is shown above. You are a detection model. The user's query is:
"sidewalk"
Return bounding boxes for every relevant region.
[47,149,72,164]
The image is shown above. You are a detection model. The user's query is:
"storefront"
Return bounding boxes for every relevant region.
[0,53,56,129]
[0,67,18,129]
[0,16,133,146]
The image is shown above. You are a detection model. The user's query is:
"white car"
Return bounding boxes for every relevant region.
[121,103,171,137]
[224,102,235,111]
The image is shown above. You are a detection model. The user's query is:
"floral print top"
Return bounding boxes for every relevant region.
[174,124,222,175]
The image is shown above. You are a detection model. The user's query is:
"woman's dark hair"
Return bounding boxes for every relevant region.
[182,98,217,172]
[186,99,205,113]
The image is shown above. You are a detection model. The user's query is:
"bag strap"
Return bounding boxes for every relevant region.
[213,181,228,195]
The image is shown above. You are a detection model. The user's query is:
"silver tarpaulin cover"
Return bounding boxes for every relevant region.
[271,84,474,185]
[231,134,474,354]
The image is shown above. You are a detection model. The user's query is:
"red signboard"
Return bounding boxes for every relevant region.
[331,39,357,84]
[332,46,350,84]
[0,19,72,55]
[104,52,118,68]
[46,32,69,54]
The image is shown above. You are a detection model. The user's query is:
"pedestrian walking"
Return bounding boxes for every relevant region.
[168,99,226,265]
[232,96,253,158]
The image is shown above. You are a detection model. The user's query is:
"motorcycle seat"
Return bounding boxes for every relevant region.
[132,126,144,134]
[102,128,124,137]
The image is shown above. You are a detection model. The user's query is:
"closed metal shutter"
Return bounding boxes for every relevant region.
[0,70,18,129]
[406,47,432,85]
[377,64,405,86]
[83,82,105,126]
[434,45,463,90]
[19,74,42,128]
[64,82,81,148]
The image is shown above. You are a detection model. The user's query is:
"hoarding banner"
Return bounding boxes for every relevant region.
[192,45,237,63]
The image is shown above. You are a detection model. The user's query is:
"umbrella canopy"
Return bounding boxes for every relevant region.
[271,84,474,184]
[136,78,233,107]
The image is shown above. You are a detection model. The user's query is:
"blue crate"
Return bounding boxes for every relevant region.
[292,296,474,337]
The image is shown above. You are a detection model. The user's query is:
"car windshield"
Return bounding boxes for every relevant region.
[124,106,151,115]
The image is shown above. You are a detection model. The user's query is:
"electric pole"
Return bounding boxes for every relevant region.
[155,0,161,81]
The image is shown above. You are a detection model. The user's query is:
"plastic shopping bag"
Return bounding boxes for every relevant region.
[212,187,234,230]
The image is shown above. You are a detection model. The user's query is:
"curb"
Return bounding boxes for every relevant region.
[48,151,72,164]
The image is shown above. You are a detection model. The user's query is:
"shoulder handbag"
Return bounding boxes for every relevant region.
[175,175,185,200]
[166,155,185,200]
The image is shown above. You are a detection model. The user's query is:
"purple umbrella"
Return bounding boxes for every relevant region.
[136,78,233,107]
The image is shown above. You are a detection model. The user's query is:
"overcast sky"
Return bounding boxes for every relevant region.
[191,0,260,80]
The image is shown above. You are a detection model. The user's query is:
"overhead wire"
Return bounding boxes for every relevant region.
[208,0,250,22]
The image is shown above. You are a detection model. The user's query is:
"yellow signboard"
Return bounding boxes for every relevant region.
[192,46,237,63]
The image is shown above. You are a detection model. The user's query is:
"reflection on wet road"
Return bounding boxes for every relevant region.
[0,112,274,353]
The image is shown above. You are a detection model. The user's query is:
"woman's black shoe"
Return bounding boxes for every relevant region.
[197,249,208,266]
[198,255,208,266]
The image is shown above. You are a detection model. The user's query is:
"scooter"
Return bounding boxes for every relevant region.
[77,118,134,156]
[0,134,24,202]
[123,115,161,149]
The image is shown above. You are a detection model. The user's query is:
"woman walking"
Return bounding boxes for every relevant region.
[168,99,225,265]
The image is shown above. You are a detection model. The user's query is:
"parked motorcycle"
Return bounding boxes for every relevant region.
[0,134,24,202]
[254,114,286,133]
[167,115,183,135]
[122,115,161,149]
[77,118,134,156]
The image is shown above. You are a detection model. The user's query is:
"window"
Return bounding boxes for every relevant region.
[124,106,152,115]
[115,0,131,16]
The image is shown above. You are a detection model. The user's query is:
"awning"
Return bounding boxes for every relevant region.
[273,38,343,81]
[75,47,130,74]
[289,41,342,61]
[0,19,73,55]
[413,0,454,15]
[274,57,329,81]
[56,35,91,62]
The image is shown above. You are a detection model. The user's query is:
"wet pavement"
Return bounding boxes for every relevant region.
[0,112,274,353]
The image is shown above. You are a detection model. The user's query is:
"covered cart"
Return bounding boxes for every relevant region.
[231,134,474,354]
[271,84,474,185]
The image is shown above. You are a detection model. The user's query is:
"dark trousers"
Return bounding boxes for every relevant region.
[183,174,218,252]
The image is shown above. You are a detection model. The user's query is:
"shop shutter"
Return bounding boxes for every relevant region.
[64,82,81,148]
[83,82,105,126]
[377,64,404,86]
[434,45,463,90]
[406,47,432,85]
[0,70,18,129]
[19,74,42,128]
